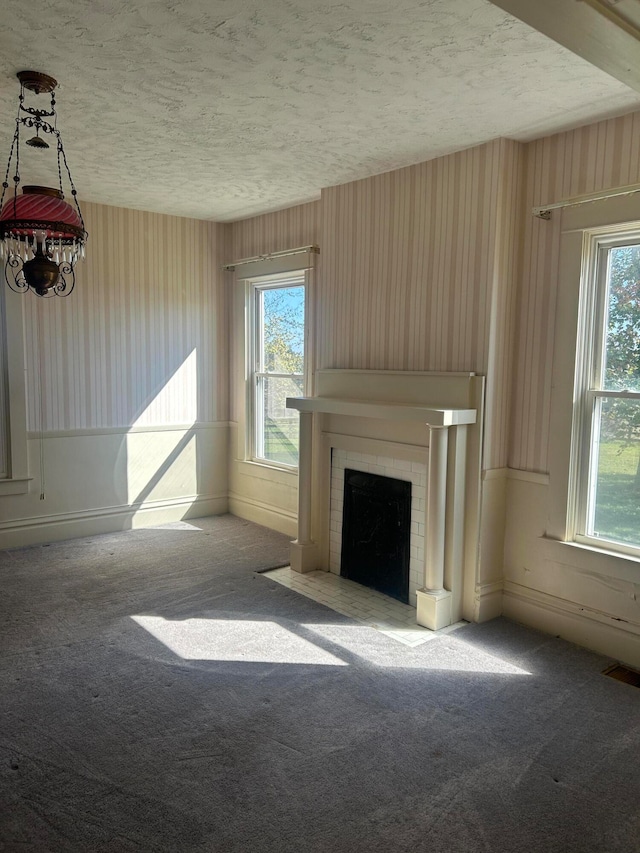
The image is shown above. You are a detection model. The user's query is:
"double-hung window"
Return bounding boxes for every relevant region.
[573,230,640,555]
[250,273,306,468]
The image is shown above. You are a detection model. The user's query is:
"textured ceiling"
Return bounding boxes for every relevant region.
[1,0,639,222]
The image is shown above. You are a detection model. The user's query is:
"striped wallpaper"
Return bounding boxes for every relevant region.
[23,202,227,432]
[11,107,635,465]
[227,142,523,470]
[510,111,640,473]
[318,140,509,375]
[229,113,640,474]
[483,139,524,471]
[230,201,321,261]
[318,138,522,469]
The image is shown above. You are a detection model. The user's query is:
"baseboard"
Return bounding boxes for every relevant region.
[503,580,640,668]
[228,492,297,538]
[475,580,504,622]
[0,494,228,550]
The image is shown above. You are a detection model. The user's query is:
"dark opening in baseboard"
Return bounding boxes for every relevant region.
[602,663,640,687]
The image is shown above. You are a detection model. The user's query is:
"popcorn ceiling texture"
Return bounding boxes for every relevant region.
[0,0,639,222]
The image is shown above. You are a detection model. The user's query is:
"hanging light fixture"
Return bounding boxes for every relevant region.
[0,71,87,297]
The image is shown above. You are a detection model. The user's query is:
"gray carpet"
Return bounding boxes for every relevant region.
[0,514,639,853]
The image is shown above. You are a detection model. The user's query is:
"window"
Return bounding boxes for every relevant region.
[0,287,29,495]
[573,230,640,555]
[249,273,306,467]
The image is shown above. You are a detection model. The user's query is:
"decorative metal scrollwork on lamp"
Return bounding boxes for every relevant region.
[0,71,87,297]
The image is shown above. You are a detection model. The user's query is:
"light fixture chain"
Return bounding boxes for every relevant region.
[56,133,64,198]
[0,123,20,211]
[13,119,20,219]
[9,87,24,219]
[57,134,85,231]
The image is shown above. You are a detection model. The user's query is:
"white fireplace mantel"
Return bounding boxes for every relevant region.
[285,396,476,427]
[286,386,478,631]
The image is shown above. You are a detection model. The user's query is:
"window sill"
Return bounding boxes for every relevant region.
[0,477,32,496]
[574,534,640,561]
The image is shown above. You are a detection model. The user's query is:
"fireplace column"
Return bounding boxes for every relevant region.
[290,410,318,573]
[416,423,452,630]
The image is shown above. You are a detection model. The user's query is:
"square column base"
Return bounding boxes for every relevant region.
[289,541,319,574]
[416,588,452,631]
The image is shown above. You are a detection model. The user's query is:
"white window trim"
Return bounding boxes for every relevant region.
[549,195,640,560]
[571,229,640,556]
[245,269,310,472]
[229,248,316,483]
[0,287,30,495]
[245,270,309,471]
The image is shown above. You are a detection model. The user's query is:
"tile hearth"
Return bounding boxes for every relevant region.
[263,566,466,647]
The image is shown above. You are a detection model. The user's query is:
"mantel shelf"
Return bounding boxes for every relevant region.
[285,396,477,427]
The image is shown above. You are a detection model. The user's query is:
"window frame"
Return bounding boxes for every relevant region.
[246,270,308,471]
[570,225,640,558]
[0,286,30,495]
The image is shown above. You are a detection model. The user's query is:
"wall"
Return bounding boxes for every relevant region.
[0,287,7,478]
[0,201,229,547]
[317,138,523,465]
[227,143,523,619]
[228,201,321,535]
[317,139,524,614]
[505,112,640,665]
[230,202,321,260]
[511,110,640,473]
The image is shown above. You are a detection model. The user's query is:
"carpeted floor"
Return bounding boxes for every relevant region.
[1,514,639,852]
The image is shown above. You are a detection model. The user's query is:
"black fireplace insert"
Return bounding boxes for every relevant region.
[340,468,411,604]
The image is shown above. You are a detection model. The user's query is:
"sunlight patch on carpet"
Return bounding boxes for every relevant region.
[302,624,532,674]
[131,615,348,665]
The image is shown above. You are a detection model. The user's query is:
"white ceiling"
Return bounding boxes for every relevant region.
[1,0,639,222]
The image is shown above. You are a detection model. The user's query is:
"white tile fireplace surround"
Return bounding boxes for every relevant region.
[286,369,484,632]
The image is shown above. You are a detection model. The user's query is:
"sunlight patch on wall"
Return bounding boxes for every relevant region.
[133,348,198,428]
[124,349,201,506]
[131,615,348,666]
[126,430,197,505]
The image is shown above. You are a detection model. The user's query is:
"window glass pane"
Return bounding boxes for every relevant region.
[589,397,640,548]
[260,285,304,374]
[604,246,640,392]
[256,375,304,465]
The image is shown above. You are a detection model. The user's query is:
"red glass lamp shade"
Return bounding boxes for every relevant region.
[0,186,86,295]
[0,185,83,241]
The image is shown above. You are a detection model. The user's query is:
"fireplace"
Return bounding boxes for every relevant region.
[286,369,482,631]
[341,468,412,603]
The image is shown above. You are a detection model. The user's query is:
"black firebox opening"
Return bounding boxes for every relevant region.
[340,468,411,604]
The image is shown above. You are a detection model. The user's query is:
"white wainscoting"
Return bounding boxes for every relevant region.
[0,422,229,548]
[503,474,640,668]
